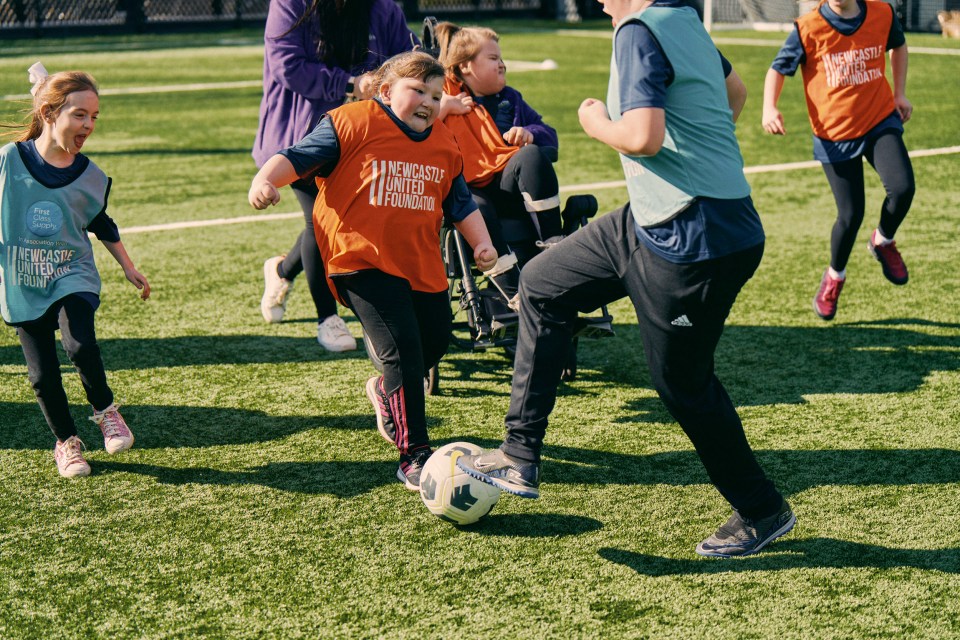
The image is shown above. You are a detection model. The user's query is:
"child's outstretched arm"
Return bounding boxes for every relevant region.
[890,44,912,123]
[453,210,497,272]
[101,240,150,300]
[249,155,299,209]
[761,69,788,135]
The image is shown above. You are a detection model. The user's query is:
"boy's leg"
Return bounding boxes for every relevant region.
[501,205,632,462]
[336,271,430,454]
[626,241,783,519]
[17,305,77,442]
[866,131,915,240]
[864,131,914,285]
[58,295,113,411]
[411,289,452,373]
[822,157,866,273]
[499,145,563,240]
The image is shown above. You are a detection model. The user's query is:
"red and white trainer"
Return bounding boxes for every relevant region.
[867,233,908,285]
[54,436,91,478]
[813,270,845,321]
[90,403,135,454]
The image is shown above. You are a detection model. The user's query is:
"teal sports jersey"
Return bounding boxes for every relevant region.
[0,142,109,324]
[608,5,751,226]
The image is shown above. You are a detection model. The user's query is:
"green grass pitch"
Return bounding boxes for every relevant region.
[1,22,959,639]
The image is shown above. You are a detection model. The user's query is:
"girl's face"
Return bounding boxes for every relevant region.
[379,75,444,133]
[44,90,99,155]
[459,38,506,97]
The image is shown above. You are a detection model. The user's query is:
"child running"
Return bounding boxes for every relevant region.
[249,51,497,490]
[1,64,151,478]
[763,0,915,320]
[434,22,578,305]
[457,0,795,558]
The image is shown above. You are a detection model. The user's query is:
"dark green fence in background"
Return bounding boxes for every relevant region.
[0,0,952,37]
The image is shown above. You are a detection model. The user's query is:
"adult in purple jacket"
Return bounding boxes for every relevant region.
[253,0,417,351]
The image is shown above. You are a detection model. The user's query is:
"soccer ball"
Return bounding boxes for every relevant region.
[419,442,501,525]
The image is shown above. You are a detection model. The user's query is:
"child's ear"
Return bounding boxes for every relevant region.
[378,82,391,103]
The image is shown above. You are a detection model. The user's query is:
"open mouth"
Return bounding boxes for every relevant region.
[413,110,430,122]
[73,134,87,150]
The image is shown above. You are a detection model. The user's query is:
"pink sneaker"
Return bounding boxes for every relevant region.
[813,270,845,321]
[54,436,91,478]
[867,234,908,285]
[90,403,135,454]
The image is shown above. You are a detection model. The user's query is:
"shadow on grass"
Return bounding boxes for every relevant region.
[0,335,368,369]
[92,459,399,497]
[598,539,960,575]
[0,401,372,449]
[0,321,954,407]
[464,513,603,537]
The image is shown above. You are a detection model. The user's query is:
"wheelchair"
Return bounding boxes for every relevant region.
[363,18,615,395]
[438,191,615,393]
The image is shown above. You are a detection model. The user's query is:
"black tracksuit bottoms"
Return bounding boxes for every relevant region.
[335,270,450,454]
[500,204,784,519]
[16,294,114,442]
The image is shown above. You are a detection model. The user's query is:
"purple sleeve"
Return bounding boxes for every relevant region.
[374,0,420,55]
[508,88,558,149]
[264,0,350,103]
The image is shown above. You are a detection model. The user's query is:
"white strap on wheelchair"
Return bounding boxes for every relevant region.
[482,252,518,277]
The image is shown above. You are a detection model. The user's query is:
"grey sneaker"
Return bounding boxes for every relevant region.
[456,448,540,498]
[397,447,433,491]
[696,500,796,558]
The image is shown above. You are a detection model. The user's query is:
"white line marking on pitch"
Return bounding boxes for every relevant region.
[118,145,960,235]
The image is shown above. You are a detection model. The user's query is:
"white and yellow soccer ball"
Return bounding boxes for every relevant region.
[419,442,501,525]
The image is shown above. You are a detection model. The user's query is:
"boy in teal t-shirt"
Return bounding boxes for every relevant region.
[458,0,795,558]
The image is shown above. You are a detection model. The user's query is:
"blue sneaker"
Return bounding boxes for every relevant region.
[456,449,540,498]
[696,500,796,558]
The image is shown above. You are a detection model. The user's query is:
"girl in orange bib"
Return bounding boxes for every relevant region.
[249,52,496,490]
[763,0,915,321]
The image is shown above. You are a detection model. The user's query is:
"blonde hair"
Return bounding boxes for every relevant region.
[434,22,499,82]
[2,70,99,142]
[372,51,445,95]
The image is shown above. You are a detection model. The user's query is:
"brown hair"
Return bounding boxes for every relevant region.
[372,51,445,95]
[2,70,99,142]
[434,22,499,82]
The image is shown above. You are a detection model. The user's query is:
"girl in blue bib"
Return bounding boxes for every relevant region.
[1,64,151,478]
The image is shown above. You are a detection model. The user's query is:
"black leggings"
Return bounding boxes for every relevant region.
[334,271,450,454]
[17,294,113,442]
[471,144,563,255]
[822,131,915,272]
[276,179,338,320]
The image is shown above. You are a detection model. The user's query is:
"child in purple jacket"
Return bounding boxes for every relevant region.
[253,0,417,349]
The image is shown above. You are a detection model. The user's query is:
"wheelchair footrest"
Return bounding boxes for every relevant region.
[574,315,615,339]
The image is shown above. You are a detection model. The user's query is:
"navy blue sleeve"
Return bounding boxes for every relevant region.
[887,5,906,49]
[278,115,341,179]
[87,211,120,242]
[442,174,477,223]
[719,50,732,78]
[771,26,805,76]
[615,20,671,113]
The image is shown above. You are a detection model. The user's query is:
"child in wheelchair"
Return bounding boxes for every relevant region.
[433,21,595,309]
[423,19,613,366]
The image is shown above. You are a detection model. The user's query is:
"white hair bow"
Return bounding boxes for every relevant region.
[28,61,48,96]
